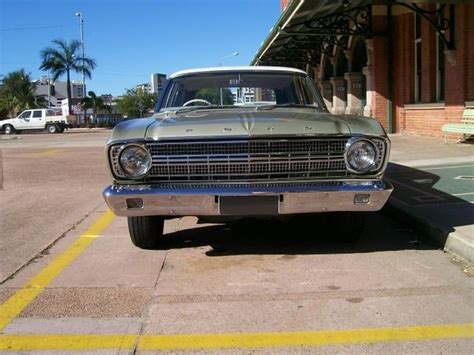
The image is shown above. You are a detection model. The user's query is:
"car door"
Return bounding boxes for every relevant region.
[15,110,32,129]
[30,110,45,129]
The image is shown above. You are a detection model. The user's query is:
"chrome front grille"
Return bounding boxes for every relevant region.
[141,138,385,182]
[150,140,348,156]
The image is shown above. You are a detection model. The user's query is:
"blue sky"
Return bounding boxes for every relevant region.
[0,0,281,96]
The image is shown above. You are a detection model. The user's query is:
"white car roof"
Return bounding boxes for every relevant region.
[169,66,307,79]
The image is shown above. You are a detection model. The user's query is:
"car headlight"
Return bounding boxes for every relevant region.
[345,138,378,173]
[118,144,152,178]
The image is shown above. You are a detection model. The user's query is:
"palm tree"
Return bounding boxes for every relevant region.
[39,39,96,114]
[81,90,108,124]
[0,69,38,117]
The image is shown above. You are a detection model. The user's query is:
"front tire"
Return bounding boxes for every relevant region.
[128,216,164,249]
[46,124,57,134]
[3,125,14,135]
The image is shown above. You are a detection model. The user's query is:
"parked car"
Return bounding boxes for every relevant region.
[0,109,69,134]
[103,66,393,249]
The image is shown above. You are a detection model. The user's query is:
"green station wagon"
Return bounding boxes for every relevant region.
[103,66,393,249]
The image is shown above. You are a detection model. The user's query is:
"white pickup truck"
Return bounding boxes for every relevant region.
[0,109,69,134]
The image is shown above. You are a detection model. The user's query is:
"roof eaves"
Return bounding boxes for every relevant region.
[250,0,305,66]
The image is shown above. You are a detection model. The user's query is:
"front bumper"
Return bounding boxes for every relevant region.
[103,181,393,217]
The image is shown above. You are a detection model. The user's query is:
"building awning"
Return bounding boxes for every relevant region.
[251,0,372,67]
[251,0,455,68]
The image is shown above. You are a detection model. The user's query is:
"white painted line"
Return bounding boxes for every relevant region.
[422,165,474,171]
[454,176,474,180]
[453,192,474,197]
[391,157,474,168]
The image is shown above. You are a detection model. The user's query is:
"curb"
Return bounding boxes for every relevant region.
[384,199,474,264]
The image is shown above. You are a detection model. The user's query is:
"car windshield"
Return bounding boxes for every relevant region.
[160,71,325,112]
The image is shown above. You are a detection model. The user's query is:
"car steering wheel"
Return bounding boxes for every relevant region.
[182,99,212,107]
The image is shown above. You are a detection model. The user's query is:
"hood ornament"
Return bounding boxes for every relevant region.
[240,115,255,131]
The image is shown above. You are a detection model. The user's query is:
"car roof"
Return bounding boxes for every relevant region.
[169,66,307,79]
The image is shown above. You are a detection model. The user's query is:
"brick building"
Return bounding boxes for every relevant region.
[252,0,473,137]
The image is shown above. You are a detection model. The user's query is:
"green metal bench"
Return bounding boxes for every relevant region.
[442,108,474,143]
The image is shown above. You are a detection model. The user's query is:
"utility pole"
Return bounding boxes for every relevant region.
[47,73,51,109]
[75,12,86,123]
[75,12,85,97]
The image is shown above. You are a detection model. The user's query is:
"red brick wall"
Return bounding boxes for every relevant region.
[390,4,472,137]
[465,5,474,101]
[275,2,472,138]
[403,108,445,137]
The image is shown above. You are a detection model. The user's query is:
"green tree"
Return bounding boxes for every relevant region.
[80,91,108,120]
[195,88,234,105]
[39,39,96,114]
[0,69,39,117]
[116,88,157,118]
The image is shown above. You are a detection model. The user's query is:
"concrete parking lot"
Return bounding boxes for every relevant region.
[0,130,473,353]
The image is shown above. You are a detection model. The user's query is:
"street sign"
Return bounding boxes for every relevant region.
[72,105,82,114]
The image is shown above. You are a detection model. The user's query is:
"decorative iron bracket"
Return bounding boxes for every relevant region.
[265,51,318,65]
[261,4,373,66]
[390,1,455,50]
[275,33,349,53]
[283,5,372,37]
[258,1,456,70]
[271,36,341,59]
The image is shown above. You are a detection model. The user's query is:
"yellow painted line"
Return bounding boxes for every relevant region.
[0,210,115,331]
[0,324,472,350]
[37,149,65,156]
[139,324,474,350]
[0,334,136,351]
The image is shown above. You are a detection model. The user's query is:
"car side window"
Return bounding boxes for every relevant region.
[33,111,42,118]
[19,111,32,119]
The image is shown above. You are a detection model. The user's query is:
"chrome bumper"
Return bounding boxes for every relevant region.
[103,181,393,217]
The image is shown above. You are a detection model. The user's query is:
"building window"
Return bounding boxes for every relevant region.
[414,13,422,102]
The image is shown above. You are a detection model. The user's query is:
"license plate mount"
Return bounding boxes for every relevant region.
[219,196,279,215]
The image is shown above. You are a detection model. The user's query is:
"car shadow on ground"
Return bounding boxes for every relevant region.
[156,162,473,256]
[158,210,435,256]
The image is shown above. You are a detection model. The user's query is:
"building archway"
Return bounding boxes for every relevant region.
[331,49,348,114]
[345,37,368,115]
[352,38,368,72]
[320,56,334,111]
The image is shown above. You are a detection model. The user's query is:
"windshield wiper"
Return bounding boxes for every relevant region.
[256,103,318,111]
[174,105,242,115]
[174,105,219,114]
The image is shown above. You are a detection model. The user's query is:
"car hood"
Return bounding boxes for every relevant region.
[108,109,386,143]
[0,118,15,125]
